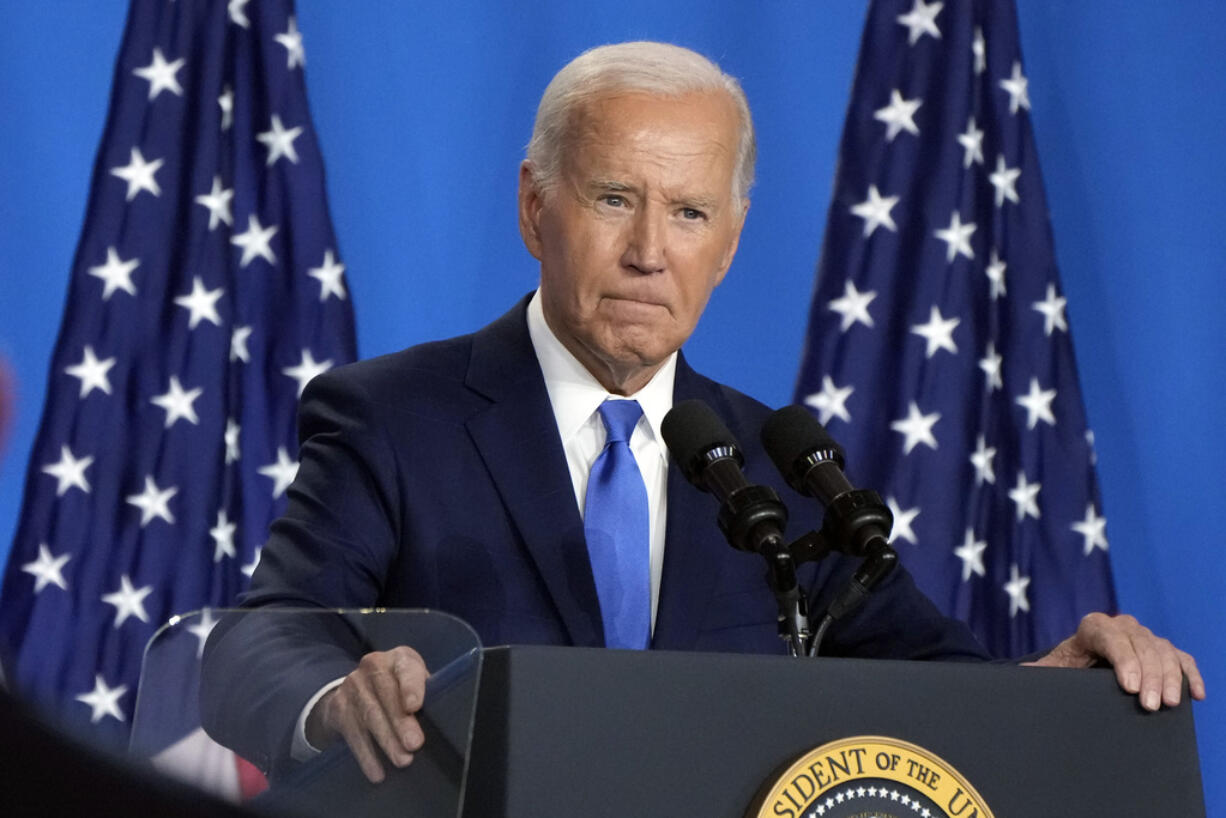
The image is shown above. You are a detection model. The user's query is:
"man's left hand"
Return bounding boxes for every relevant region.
[1024,612,1205,710]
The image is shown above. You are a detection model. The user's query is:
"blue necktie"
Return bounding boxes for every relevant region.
[584,399,651,650]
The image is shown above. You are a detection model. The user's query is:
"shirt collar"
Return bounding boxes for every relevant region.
[526,289,676,449]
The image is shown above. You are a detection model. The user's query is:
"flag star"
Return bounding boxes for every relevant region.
[1016,377,1057,429]
[1032,283,1068,336]
[896,0,943,45]
[972,26,986,74]
[230,325,253,363]
[1086,429,1098,465]
[22,543,71,593]
[989,154,1021,207]
[954,529,987,582]
[194,175,234,230]
[110,147,163,201]
[241,545,263,579]
[64,346,116,398]
[828,280,877,331]
[132,47,185,100]
[257,114,304,166]
[76,675,128,724]
[151,375,203,428]
[934,210,976,262]
[42,445,93,496]
[224,418,241,464]
[210,509,238,562]
[985,249,1007,299]
[979,341,1003,391]
[890,402,940,455]
[228,0,251,28]
[1003,563,1031,616]
[804,375,854,425]
[1072,504,1109,555]
[275,16,306,69]
[125,476,179,526]
[259,447,299,499]
[88,246,140,300]
[187,608,219,658]
[283,349,334,398]
[1008,471,1042,521]
[231,214,278,267]
[1000,61,1031,114]
[969,435,997,485]
[874,89,922,141]
[218,85,234,130]
[956,117,985,168]
[173,276,225,329]
[101,574,154,627]
[849,185,899,237]
[887,497,920,545]
[910,305,960,358]
[308,249,348,301]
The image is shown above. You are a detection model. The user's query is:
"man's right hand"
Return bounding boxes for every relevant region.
[305,646,429,783]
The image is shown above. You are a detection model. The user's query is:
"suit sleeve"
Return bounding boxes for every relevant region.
[200,368,406,775]
[809,554,991,662]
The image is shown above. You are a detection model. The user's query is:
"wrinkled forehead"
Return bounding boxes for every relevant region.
[561,90,741,186]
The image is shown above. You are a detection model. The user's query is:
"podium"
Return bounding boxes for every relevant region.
[464,646,1205,817]
[135,610,1205,817]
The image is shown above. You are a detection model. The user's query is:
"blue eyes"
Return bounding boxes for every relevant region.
[598,196,706,221]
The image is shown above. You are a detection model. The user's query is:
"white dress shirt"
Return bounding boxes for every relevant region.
[525,289,674,630]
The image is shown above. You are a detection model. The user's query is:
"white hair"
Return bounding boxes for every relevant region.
[525,41,756,206]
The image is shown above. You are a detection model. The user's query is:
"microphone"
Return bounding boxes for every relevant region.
[760,404,892,558]
[663,399,813,656]
[661,399,788,556]
[762,405,899,654]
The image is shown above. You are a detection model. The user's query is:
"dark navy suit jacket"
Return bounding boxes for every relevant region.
[201,295,987,774]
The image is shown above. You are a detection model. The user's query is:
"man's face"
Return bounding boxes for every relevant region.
[519,90,748,394]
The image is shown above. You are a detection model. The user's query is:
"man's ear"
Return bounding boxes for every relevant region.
[518,161,545,260]
[713,198,750,287]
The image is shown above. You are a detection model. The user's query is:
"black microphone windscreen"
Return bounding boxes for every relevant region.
[760,405,846,488]
[661,399,740,484]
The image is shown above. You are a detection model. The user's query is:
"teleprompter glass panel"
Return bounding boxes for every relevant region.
[131,608,482,818]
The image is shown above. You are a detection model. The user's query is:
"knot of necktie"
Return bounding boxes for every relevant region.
[598,399,642,445]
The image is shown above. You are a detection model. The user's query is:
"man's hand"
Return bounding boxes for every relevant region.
[305,646,429,783]
[1024,612,1205,711]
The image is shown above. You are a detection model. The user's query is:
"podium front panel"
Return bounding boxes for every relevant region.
[464,646,1203,818]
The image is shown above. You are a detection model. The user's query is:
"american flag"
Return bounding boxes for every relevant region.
[793,0,1115,656]
[0,0,355,765]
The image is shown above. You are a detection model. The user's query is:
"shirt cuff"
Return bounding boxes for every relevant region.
[290,677,346,761]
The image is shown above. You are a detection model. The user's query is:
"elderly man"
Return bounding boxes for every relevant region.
[202,41,1202,783]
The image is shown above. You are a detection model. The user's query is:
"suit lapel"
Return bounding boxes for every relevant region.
[652,355,731,651]
[463,297,604,647]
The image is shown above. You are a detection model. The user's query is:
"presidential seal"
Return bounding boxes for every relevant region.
[750,736,994,818]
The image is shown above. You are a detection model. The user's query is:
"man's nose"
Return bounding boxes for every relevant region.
[621,205,666,274]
